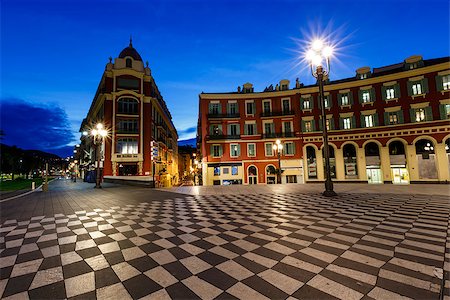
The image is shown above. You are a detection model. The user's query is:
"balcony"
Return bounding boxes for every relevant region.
[207,113,240,119]
[260,110,296,117]
[261,132,295,139]
[116,129,139,134]
[208,134,241,140]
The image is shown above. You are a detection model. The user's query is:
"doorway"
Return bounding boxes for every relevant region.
[248,166,258,184]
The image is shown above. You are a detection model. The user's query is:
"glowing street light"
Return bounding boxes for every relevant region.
[273,139,283,184]
[91,123,108,188]
[306,39,337,197]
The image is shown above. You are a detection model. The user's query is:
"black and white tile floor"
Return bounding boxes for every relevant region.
[0,182,449,299]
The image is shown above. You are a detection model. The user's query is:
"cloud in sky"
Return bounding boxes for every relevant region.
[177,126,197,140]
[0,98,75,156]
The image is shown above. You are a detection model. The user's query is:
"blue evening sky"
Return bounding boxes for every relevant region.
[1,0,449,156]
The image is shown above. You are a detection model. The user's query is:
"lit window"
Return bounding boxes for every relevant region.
[415,108,425,122]
[326,119,330,130]
[341,94,349,106]
[265,143,273,156]
[386,88,395,100]
[324,97,329,108]
[214,167,220,176]
[360,73,367,79]
[303,99,310,109]
[284,142,295,155]
[362,91,371,103]
[304,121,312,132]
[389,112,398,125]
[343,118,351,129]
[443,75,450,90]
[412,83,422,95]
[364,115,374,128]
[117,138,138,154]
[212,145,221,157]
[247,143,256,157]
[445,104,450,118]
[230,144,240,157]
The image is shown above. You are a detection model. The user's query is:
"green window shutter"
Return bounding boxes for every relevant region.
[219,145,223,156]
[319,118,323,130]
[329,118,334,130]
[358,90,364,104]
[349,92,354,105]
[374,113,379,126]
[360,114,365,128]
[311,120,316,131]
[339,118,344,129]
[398,110,404,124]
[394,84,401,98]
[210,145,214,157]
[243,124,248,135]
[338,94,342,106]
[236,125,240,135]
[409,108,415,123]
[252,103,256,114]
[351,116,356,129]
[301,121,306,132]
[436,75,444,91]
[237,145,241,156]
[370,88,375,102]
[209,125,214,135]
[227,124,231,135]
[425,106,433,121]
[208,104,214,113]
[226,103,231,114]
[384,112,389,125]
[440,104,447,119]
[407,81,413,96]
[381,86,387,101]
[328,95,332,108]
[422,78,429,93]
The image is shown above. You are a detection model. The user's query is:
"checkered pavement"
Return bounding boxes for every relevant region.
[0,192,448,299]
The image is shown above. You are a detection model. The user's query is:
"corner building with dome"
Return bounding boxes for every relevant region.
[79,41,178,186]
[197,55,450,185]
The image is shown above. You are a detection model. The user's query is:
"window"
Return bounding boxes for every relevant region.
[223,167,229,175]
[126,58,132,68]
[246,102,255,115]
[411,82,422,95]
[284,142,295,155]
[228,124,239,136]
[282,99,290,112]
[212,145,222,157]
[244,123,256,135]
[445,104,450,118]
[303,98,311,109]
[117,138,138,154]
[214,167,220,176]
[209,103,221,114]
[386,88,395,100]
[230,144,240,157]
[323,95,331,108]
[283,121,292,134]
[281,84,288,90]
[247,143,256,157]
[343,117,351,129]
[362,91,371,103]
[304,121,312,132]
[264,122,274,134]
[210,125,222,135]
[265,143,273,156]
[227,102,238,115]
[117,78,139,90]
[364,115,374,128]
[388,112,398,125]
[415,108,425,122]
[117,119,138,133]
[263,101,271,113]
[326,119,330,130]
[340,94,350,106]
[118,98,139,114]
[232,166,238,175]
[443,75,450,90]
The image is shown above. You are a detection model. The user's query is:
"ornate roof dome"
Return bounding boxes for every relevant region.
[118,38,142,61]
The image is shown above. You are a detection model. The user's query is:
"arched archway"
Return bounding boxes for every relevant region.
[247,165,258,185]
[343,144,358,179]
[415,138,438,179]
[321,145,336,179]
[306,145,317,179]
[364,141,382,183]
[265,165,277,184]
[388,140,409,184]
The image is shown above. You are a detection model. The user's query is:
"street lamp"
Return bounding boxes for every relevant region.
[273,139,283,184]
[306,39,337,197]
[91,123,107,188]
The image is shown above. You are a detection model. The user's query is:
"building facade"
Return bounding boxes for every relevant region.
[79,41,178,186]
[198,55,450,185]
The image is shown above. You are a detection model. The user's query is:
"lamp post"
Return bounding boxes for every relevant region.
[91,123,107,188]
[273,139,283,184]
[306,39,337,197]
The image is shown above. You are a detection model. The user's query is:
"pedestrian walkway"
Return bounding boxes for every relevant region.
[0,179,448,299]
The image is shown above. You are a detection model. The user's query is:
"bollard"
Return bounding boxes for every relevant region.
[32,182,35,190]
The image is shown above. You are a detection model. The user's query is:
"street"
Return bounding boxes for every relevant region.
[0,179,449,299]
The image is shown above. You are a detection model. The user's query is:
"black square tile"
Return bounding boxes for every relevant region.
[69,290,96,300]
[28,281,66,299]
[215,292,240,300]
[123,274,162,299]
[0,247,20,257]
[292,284,340,300]
[95,267,121,289]
[191,239,215,250]
[37,239,59,249]
[167,247,191,260]
[63,260,93,278]
[39,256,62,271]
[162,261,192,280]
[197,251,228,266]
[2,273,35,297]
[16,250,43,263]
[117,239,135,249]
[198,267,238,290]
[166,282,201,300]
[139,243,164,254]
[128,256,158,272]
[272,262,316,283]
[103,251,125,265]
[59,243,76,254]
[76,246,102,259]
[233,256,266,274]
[166,236,185,246]
[0,266,13,280]
[252,246,285,261]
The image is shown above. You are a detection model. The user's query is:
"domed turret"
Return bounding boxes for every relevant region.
[118,37,142,61]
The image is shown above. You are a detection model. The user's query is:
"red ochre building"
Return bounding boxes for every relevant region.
[198,55,450,186]
[79,41,178,186]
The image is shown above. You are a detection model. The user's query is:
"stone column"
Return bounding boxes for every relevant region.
[406,144,419,182]
[316,150,324,181]
[335,147,345,180]
[356,146,367,181]
[435,143,449,182]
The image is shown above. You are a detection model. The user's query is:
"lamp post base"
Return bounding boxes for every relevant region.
[322,190,337,197]
[94,185,102,189]
[323,179,337,197]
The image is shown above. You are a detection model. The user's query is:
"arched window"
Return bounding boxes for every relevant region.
[117,98,138,114]
[126,58,132,68]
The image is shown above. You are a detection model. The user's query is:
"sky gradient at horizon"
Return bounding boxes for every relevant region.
[1,0,449,157]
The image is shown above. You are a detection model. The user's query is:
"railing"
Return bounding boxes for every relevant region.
[262,132,295,139]
[116,129,139,134]
[207,134,241,140]
[207,113,240,119]
[260,110,296,117]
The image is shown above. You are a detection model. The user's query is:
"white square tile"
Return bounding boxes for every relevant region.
[258,269,304,294]
[24,230,43,238]
[29,266,64,290]
[129,236,149,246]
[6,238,23,249]
[11,258,43,277]
[98,241,120,254]
[65,272,95,298]
[97,283,132,300]
[41,245,60,258]
[0,255,16,268]
[180,256,212,275]
[109,233,127,241]
[85,255,110,271]
[61,251,83,266]
[58,235,77,245]
[89,231,106,239]
[19,243,39,254]
[112,262,140,281]
[144,266,178,287]
[149,250,177,265]
[75,239,97,251]
[182,276,222,300]
[122,247,146,261]
[217,260,253,281]
[153,239,176,249]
